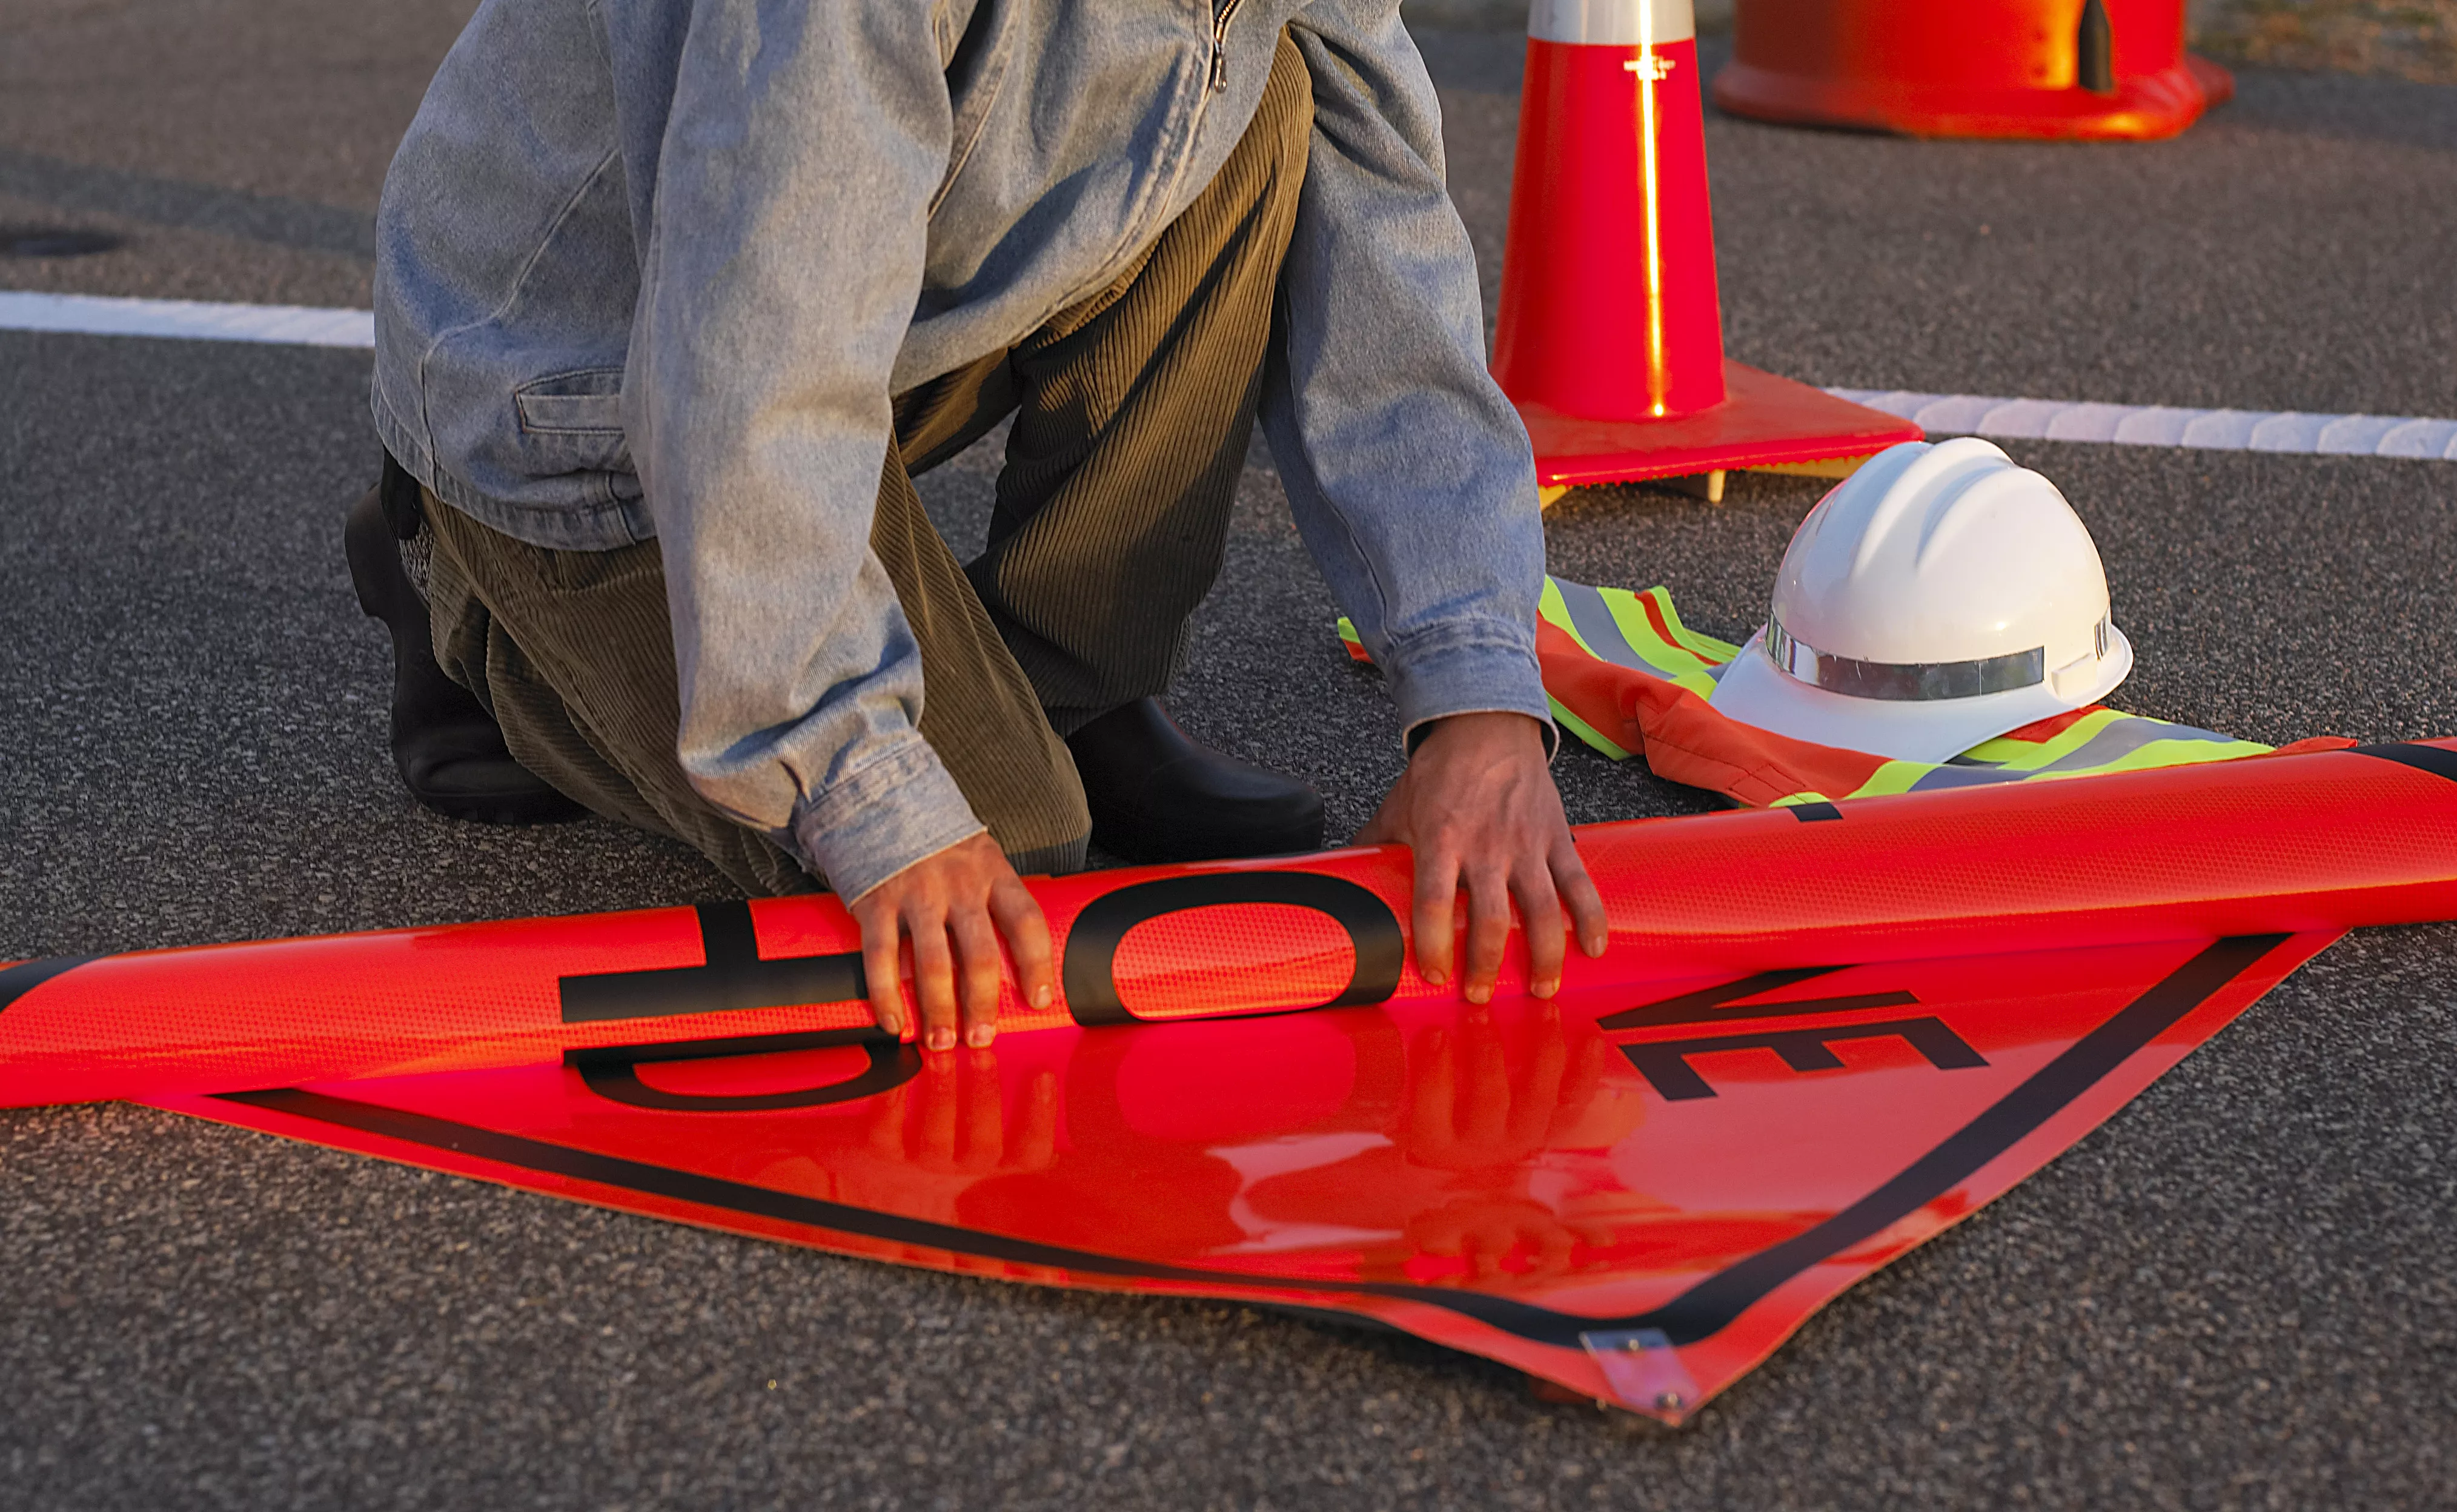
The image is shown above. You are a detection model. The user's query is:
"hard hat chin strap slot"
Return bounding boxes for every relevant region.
[1765,616,2057,702]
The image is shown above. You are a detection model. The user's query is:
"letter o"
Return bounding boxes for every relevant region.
[1061,872,1405,1028]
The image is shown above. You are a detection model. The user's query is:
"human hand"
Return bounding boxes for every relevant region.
[847,833,1052,1052]
[1353,712,1607,1003]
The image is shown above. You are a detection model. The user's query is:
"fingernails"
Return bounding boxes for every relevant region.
[1532,978,1558,999]
[926,1027,955,1052]
[1584,933,1608,957]
[1424,968,1448,986]
[966,1024,995,1049]
[1032,984,1052,1009]
[1465,983,1491,1004]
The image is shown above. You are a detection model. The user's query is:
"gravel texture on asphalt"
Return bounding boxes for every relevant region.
[2,19,2454,1512]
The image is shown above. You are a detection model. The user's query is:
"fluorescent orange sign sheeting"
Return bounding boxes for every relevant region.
[153,932,2329,1422]
[11,740,2457,1418]
[5,740,2456,1107]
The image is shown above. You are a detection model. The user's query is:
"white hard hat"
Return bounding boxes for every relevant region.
[1708,437,2132,764]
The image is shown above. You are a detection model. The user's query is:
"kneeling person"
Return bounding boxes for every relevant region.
[348,2,1604,1050]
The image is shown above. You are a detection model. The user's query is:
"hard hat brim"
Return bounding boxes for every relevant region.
[1707,626,2135,766]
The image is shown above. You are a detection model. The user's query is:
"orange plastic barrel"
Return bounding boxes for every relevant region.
[1713,0,2234,141]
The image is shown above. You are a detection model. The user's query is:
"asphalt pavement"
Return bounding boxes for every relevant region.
[2,7,2455,1508]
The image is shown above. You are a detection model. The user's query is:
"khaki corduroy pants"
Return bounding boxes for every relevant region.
[420,35,1313,897]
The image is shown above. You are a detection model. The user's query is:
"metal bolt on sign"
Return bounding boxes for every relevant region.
[1580,1328,1703,1424]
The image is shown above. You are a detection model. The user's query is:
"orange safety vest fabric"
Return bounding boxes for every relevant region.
[1342,579,2353,806]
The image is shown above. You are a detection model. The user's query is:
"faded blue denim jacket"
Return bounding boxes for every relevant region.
[371,0,1549,900]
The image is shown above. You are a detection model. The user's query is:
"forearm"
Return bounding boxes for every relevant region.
[1266,2,1552,747]
[625,0,978,898]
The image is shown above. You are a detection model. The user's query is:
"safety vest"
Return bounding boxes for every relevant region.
[1340,578,2347,809]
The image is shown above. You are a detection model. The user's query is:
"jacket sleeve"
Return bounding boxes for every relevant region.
[1265,1,1554,752]
[619,0,984,901]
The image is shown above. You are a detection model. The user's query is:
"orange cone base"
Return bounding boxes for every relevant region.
[1520,359,1923,491]
[1713,53,2234,142]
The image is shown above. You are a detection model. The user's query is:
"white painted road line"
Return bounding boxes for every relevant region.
[0,290,373,348]
[1833,388,2457,462]
[7,292,2454,462]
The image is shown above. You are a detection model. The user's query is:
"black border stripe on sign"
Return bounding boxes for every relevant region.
[1639,932,2286,1341]
[2349,741,2457,783]
[0,955,96,1014]
[217,935,2286,1350]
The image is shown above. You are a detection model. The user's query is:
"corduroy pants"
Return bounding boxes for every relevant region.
[420,36,1313,897]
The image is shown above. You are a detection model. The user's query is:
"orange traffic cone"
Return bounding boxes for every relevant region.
[1713,0,2235,141]
[1493,0,1920,502]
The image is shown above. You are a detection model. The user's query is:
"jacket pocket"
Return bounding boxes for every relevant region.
[513,366,631,474]
[516,366,626,434]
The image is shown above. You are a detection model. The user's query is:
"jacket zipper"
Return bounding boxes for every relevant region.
[1208,0,1247,93]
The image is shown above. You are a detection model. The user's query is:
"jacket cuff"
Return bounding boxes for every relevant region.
[788,737,986,903]
[1383,623,1560,760]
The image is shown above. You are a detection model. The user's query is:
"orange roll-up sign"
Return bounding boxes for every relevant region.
[5,740,2457,1110]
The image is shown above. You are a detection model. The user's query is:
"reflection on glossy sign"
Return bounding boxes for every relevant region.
[162,928,2327,1422]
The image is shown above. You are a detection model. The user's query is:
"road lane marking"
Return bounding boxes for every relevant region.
[5,292,2452,462]
[1832,388,2457,462]
[0,290,372,348]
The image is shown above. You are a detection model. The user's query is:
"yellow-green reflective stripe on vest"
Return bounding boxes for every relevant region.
[1345,580,2273,801]
[1840,710,2272,800]
[1539,579,1732,699]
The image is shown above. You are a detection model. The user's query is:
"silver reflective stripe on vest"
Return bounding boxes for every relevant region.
[1764,617,2053,701]
[1528,0,1697,45]
[1554,580,1655,674]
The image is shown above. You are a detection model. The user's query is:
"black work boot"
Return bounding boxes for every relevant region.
[1064,698,1323,863]
[344,476,582,825]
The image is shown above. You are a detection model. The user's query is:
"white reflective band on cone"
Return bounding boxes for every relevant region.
[1528,0,1697,45]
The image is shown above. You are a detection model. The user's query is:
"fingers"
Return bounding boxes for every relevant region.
[1411,849,1459,988]
[852,835,1042,1054]
[989,877,1055,1011]
[1512,863,1567,999]
[951,907,1004,1049]
[854,901,910,1041]
[907,907,960,1052]
[1459,862,1513,1004]
[1553,838,1610,960]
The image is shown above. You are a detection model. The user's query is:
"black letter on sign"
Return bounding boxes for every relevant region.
[1622,1017,1988,1101]
[560,901,866,1024]
[1061,872,1405,1029]
[570,1026,921,1112]
[1594,966,1917,1033]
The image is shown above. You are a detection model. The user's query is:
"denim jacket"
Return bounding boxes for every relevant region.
[371,0,1549,900]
